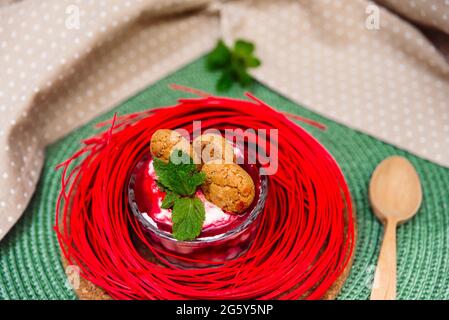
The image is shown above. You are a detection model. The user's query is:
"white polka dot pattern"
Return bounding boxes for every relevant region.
[222,0,449,168]
[0,0,219,240]
[0,0,448,240]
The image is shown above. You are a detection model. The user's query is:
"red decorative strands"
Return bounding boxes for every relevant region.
[55,90,355,300]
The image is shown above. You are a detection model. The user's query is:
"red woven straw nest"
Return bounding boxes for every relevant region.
[55,85,355,299]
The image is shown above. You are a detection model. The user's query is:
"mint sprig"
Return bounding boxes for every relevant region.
[153,150,206,241]
[206,39,261,91]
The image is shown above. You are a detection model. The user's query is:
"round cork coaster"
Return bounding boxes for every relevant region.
[61,203,356,300]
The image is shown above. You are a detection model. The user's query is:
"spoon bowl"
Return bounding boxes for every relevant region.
[370,156,422,224]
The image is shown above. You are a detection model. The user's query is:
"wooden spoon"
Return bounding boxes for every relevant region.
[369,156,422,300]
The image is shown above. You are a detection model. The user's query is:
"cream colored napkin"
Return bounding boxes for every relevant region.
[377,0,449,34]
[223,0,449,166]
[0,0,448,241]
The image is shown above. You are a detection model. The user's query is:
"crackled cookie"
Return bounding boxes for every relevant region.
[201,161,255,213]
[192,133,235,166]
[150,129,191,162]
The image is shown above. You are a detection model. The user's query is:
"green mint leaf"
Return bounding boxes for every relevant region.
[153,150,206,196]
[161,191,180,209]
[172,197,205,241]
[206,38,261,92]
[153,157,171,186]
[206,40,231,70]
[235,67,253,87]
[152,149,207,240]
[216,70,234,91]
[234,39,255,56]
[190,171,206,189]
[245,56,261,68]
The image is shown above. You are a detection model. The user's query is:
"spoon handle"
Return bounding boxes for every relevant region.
[370,219,397,300]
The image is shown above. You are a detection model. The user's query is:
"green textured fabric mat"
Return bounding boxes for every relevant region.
[1,56,448,300]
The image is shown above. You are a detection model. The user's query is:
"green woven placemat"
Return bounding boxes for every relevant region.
[1,56,448,300]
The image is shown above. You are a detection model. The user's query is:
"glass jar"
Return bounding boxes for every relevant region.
[128,152,267,268]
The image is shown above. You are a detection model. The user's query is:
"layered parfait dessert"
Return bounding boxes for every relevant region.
[128,130,267,267]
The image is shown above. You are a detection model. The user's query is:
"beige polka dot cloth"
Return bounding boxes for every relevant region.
[0,0,448,241]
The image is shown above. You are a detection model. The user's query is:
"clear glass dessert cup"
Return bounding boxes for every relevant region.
[128,153,267,268]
